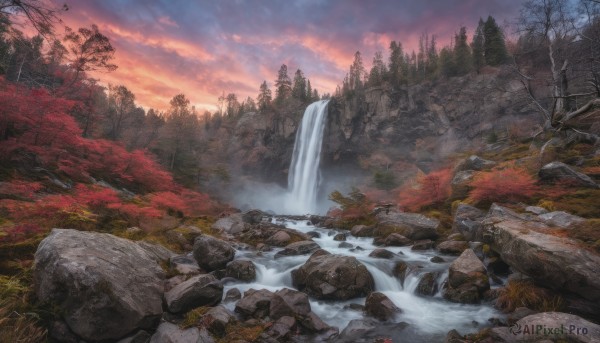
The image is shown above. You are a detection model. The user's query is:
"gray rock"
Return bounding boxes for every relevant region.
[164,274,223,313]
[416,272,439,296]
[451,170,475,197]
[375,210,439,240]
[34,229,164,341]
[339,242,354,249]
[364,292,401,321]
[455,155,496,172]
[235,288,275,319]
[538,211,585,228]
[524,206,548,215]
[170,254,201,275]
[333,233,347,241]
[267,316,296,341]
[225,260,256,282]
[431,256,445,263]
[338,318,378,341]
[274,240,320,258]
[368,248,396,259]
[242,209,265,224]
[490,312,600,343]
[149,321,214,343]
[136,240,176,262]
[351,225,376,237]
[306,231,321,238]
[193,235,235,272]
[291,250,374,300]
[270,288,311,319]
[116,330,151,343]
[437,241,469,255]
[539,161,599,188]
[384,233,412,246]
[444,249,489,304]
[223,288,241,303]
[202,305,234,336]
[452,203,485,241]
[211,214,245,234]
[266,231,292,246]
[411,239,434,250]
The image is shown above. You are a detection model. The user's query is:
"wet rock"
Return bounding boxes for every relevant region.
[451,170,475,197]
[212,213,245,234]
[274,240,320,258]
[33,229,164,341]
[411,239,434,250]
[392,261,418,285]
[444,249,489,304]
[452,203,485,241]
[538,211,585,228]
[269,288,311,319]
[242,209,265,224]
[202,305,234,337]
[225,260,256,282]
[539,161,599,188]
[437,240,469,255]
[339,242,353,249]
[351,225,376,237]
[455,155,496,172]
[333,233,347,241]
[223,288,241,303]
[291,250,375,300]
[306,231,321,238]
[164,275,186,292]
[267,316,296,341]
[447,233,466,241]
[372,236,386,246]
[507,307,537,325]
[193,235,235,272]
[301,311,336,334]
[344,303,365,311]
[165,274,223,313]
[309,215,327,226]
[364,292,401,321]
[490,312,600,342]
[116,330,151,343]
[430,256,445,263]
[266,231,292,246]
[384,233,412,246]
[235,288,275,319]
[149,321,214,343]
[375,210,439,240]
[445,329,466,343]
[416,272,439,296]
[170,254,201,275]
[368,248,396,259]
[337,318,378,341]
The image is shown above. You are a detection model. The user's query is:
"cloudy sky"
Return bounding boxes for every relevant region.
[54,0,524,111]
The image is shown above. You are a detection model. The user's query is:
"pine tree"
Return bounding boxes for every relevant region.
[292,69,307,100]
[306,79,312,101]
[349,51,365,91]
[483,16,508,66]
[368,50,387,87]
[453,27,473,75]
[439,47,456,77]
[257,81,272,111]
[388,41,405,87]
[472,19,485,73]
[427,35,439,76]
[274,64,292,103]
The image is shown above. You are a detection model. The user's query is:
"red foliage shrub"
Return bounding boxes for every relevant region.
[0,224,45,244]
[468,167,538,203]
[398,167,453,211]
[0,180,43,199]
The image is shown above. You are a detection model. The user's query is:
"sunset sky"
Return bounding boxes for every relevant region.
[52,0,524,112]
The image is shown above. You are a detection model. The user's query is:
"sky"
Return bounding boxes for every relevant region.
[51,0,524,112]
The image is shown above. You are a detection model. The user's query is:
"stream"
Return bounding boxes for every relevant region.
[221,218,502,342]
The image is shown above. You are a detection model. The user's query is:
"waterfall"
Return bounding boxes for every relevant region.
[285,100,330,214]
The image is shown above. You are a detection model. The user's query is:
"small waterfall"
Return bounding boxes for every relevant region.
[286,100,330,214]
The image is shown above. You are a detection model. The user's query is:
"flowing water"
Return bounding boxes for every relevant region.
[223,219,502,342]
[285,100,330,214]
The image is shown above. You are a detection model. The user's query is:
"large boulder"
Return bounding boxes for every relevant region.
[225,260,256,282]
[444,249,489,303]
[351,225,376,237]
[483,219,600,304]
[489,312,600,343]
[384,233,412,246]
[437,240,469,255]
[452,203,485,241]
[269,288,311,319]
[538,211,585,228]
[235,288,275,319]
[241,209,265,224]
[539,161,599,188]
[164,274,223,314]
[291,250,374,300]
[211,214,245,234]
[375,210,439,240]
[451,170,475,198]
[201,306,234,337]
[274,240,320,258]
[34,229,165,341]
[364,292,401,321]
[149,321,214,343]
[193,235,235,272]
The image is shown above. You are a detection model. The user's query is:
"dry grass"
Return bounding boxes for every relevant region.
[495,279,564,313]
[567,219,600,253]
[0,275,47,343]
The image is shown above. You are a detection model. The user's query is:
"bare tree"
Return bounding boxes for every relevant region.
[0,0,67,37]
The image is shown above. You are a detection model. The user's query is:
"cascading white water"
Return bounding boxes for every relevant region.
[285,100,330,214]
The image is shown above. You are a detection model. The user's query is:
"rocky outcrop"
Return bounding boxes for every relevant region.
[274,240,320,258]
[364,292,401,321]
[538,211,585,228]
[437,240,469,255]
[444,249,489,303]
[193,235,235,272]
[34,229,165,341]
[211,213,245,234]
[455,155,496,172]
[292,250,375,300]
[384,233,412,246]
[452,203,485,241]
[375,209,439,240]
[164,274,223,313]
[489,312,600,343]
[539,161,599,188]
[483,218,600,303]
[351,225,375,237]
[225,260,256,282]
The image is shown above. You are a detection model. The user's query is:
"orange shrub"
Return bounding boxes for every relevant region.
[398,167,453,211]
[468,167,538,203]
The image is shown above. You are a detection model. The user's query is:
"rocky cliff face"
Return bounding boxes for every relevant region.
[220,68,540,186]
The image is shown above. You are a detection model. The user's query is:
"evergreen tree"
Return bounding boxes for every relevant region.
[453,26,473,75]
[274,64,291,103]
[439,47,456,77]
[368,50,387,87]
[349,51,365,90]
[306,79,312,101]
[257,80,272,111]
[472,19,485,73]
[483,16,508,66]
[292,69,307,100]
[427,35,439,76]
[388,41,405,87]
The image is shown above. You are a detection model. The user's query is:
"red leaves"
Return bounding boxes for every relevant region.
[398,167,453,211]
[0,224,45,244]
[468,167,538,203]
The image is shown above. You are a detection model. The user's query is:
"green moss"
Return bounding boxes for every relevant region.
[217,321,266,343]
[180,306,211,329]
